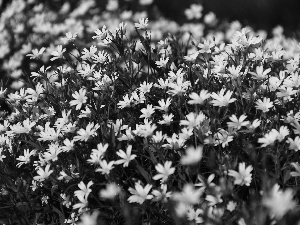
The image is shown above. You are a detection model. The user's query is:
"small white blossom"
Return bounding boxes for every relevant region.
[128,183,153,204]
[50,45,66,61]
[262,184,296,219]
[228,162,253,186]
[135,18,149,30]
[33,164,53,181]
[180,146,203,165]
[153,161,175,182]
[99,183,121,199]
[70,88,87,110]
[115,145,137,167]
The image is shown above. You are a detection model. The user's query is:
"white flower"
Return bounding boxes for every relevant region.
[139,0,153,5]
[195,174,216,190]
[226,201,237,212]
[96,160,115,175]
[198,39,215,53]
[87,152,102,166]
[73,194,88,213]
[25,82,45,103]
[74,122,100,142]
[187,207,203,224]
[128,183,153,204]
[262,184,296,219]
[287,136,300,151]
[93,26,108,40]
[205,194,223,206]
[117,94,133,109]
[255,97,274,113]
[37,122,60,142]
[140,104,155,119]
[70,88,87,110]
[162,133,186,150]
[135,18,149,30]
[276,126,289,142]
[204,12,217,26]
[9,118,36,134]
[33,164,53,181]
[43,143,62,162]
[184,51,200,62]
[61,139,75,152]
[153,161,175,182]
[154,98,172,112]
[184,4,203,20]
[154,78,169,89]
[60,123,76,134]
[290,162,300,177]
[79,106,92,118]
[133,119,157,137]
[74,181,93,200]
[174,202,190,218]
[291,120,300,135]
[81,45,97,60]
[87,143,108,165]
[180,146,203,165]
[77,211,99,225]
[228,162,253,186]
[65,212,78,224]
[158,114,174,125]
[152,184,172,203]
[179,127,194,140]
[109,119,128,135]
[57,171,72,182]
[60,194,71,208]
[227,114,249,130]
[188,90,210,105]
[54,110,71,129]
[151,131,166,143]
[180,112,206,129]
[172,183,203,205]
[167,76,191,96]
[62,32,77,44]
[16,149,36,167]
[155,56,169,68]
[50,45,66,61]
[276,87,297,102]
[26,47,46,59]
[210,88,236,107]
[106,0,119,11]
[99,183,121,199]
[78,64,96,78]
[115,145,137,167]
[92,50,109,64]
[0,120,9,132]
[117,126,135,141]
[246,119,261,132]
[214,129,234,147]
[138,81,153,93]
[258,129,278,147]
[249,66,271,80]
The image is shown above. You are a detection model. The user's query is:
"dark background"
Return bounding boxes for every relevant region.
[2,0,300,35]
[155,0,300,35]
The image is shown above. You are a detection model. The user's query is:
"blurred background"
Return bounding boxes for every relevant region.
[1,0,300,90]
[1,0,298,35]
[148,0,300,36]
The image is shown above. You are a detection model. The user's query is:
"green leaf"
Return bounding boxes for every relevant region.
[136,164,151,183]
[52,205,65,225]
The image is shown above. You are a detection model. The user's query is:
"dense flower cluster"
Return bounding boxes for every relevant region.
[1,0,300,225]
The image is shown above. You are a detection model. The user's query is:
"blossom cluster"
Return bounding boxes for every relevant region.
[1,0,300,225]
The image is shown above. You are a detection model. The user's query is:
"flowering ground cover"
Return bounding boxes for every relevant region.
[1,0,300,225]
